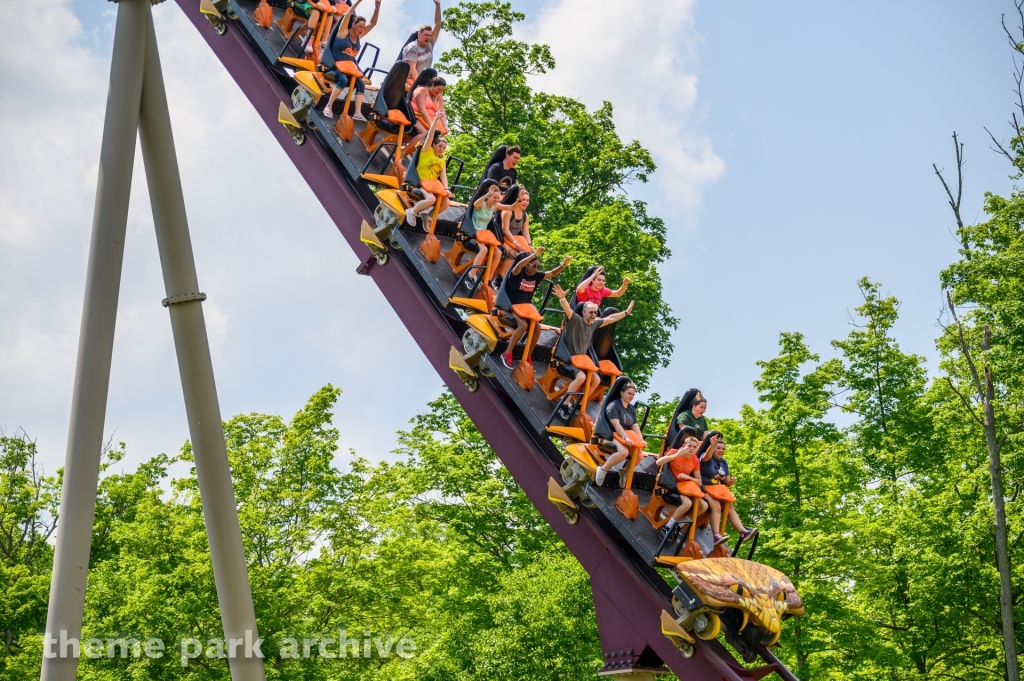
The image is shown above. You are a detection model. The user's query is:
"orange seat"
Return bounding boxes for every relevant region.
[475,230,501,247]
[677,480,705,498]
[704,483,735,503]
[511,303,543,322]
[387,109,411,126]
[598,359,622,377]
[415,112,449,134]
[420,178,448,196]
[571,354,599,372]
[336,60,362,77]
[613,432,647,450]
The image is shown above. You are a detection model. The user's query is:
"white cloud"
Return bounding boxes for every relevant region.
[525,0,724,214]
[0,0,444,474]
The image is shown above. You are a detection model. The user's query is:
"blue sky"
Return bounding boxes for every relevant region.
[0,0,1018,476]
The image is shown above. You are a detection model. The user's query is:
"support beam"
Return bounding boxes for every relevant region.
[138,11,265,680]
[41,1,149,678]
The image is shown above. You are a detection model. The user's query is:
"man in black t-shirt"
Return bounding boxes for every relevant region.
[484,145,521,191]
[501,248,571,369]
[551,284,633,419]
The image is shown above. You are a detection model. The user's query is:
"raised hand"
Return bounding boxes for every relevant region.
[625,300,635,315]
[552,284,567,299]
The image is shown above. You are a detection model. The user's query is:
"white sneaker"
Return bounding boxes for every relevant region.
[405,208,416,226]
[594,467,607,486]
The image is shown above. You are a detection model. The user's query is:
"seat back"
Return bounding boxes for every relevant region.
[404,146,423,187]
[395,32,418,63]
[371,62,413,121]
[552,302,586,365]
[590,305,623,370]
[695,429,723,467]
[459,178,498,239]
[494,251,534,314]
[664,388,701,453]
[482,145,508,180]
[669,425,696,452]
[592,375,634,442]
[489,184,520,242]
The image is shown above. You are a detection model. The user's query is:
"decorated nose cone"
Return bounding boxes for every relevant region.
[675,557,805,645]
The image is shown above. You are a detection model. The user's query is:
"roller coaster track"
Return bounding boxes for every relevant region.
[175,3,798,679]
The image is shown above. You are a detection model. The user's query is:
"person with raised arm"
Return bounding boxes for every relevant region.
[501,248,571,369]
[462,179,520,288]
[404,107,452,229]
[399,0,443,82]
[575,266,631,307]
[551,284,633,420]
[322,0,381,120]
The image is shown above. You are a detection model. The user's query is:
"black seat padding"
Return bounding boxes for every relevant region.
[493,251,533,314]
[664,388,701,454]
[552,302,584,364]
[592,375,633,443]
[370,62,413,132]
[488,184,520,239]
[569,265,600,308]
[404,146,423,187]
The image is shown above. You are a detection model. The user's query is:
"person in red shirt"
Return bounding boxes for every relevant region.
[575,266,631,307]
[655,436,709,536]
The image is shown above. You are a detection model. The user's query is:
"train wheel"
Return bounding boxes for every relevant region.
[559,459,576,485]
[479,363,495,378]
[561,508,580,525]
[374,203,398,231]
[290,129,306,146]
[463,378,479,393]
[671,596,690,620]
[388,235,403,251]
[374,252,389,266]
[675,640,694,658]
[226,5,239,19]
[211,17,227,35]
[694,612,721,641]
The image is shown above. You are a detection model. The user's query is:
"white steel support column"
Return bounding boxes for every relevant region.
[137,11,265,680]
[41,1,265,679]
[40,1,149,678]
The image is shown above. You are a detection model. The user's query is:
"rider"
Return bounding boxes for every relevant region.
[500,187,533,256]
[399,0,443,82]
[485,146,521,191]
[595,381,644,487]
[700,432,755,543]
[676,389,709,440]
[464,180,520,287]
[404,109,451,228]
[655,435,710,535]
[551,285,633,420]
[501,248,571,369]
[322,0,381,121]
[575,266,631,307]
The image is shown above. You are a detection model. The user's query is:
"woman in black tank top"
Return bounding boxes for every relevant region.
[501,188,532,255]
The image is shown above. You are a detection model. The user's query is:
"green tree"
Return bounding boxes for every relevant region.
[0,431,57,680]
[730,333,864,678]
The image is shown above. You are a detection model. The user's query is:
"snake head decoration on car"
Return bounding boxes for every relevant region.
[675,557,804,645]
